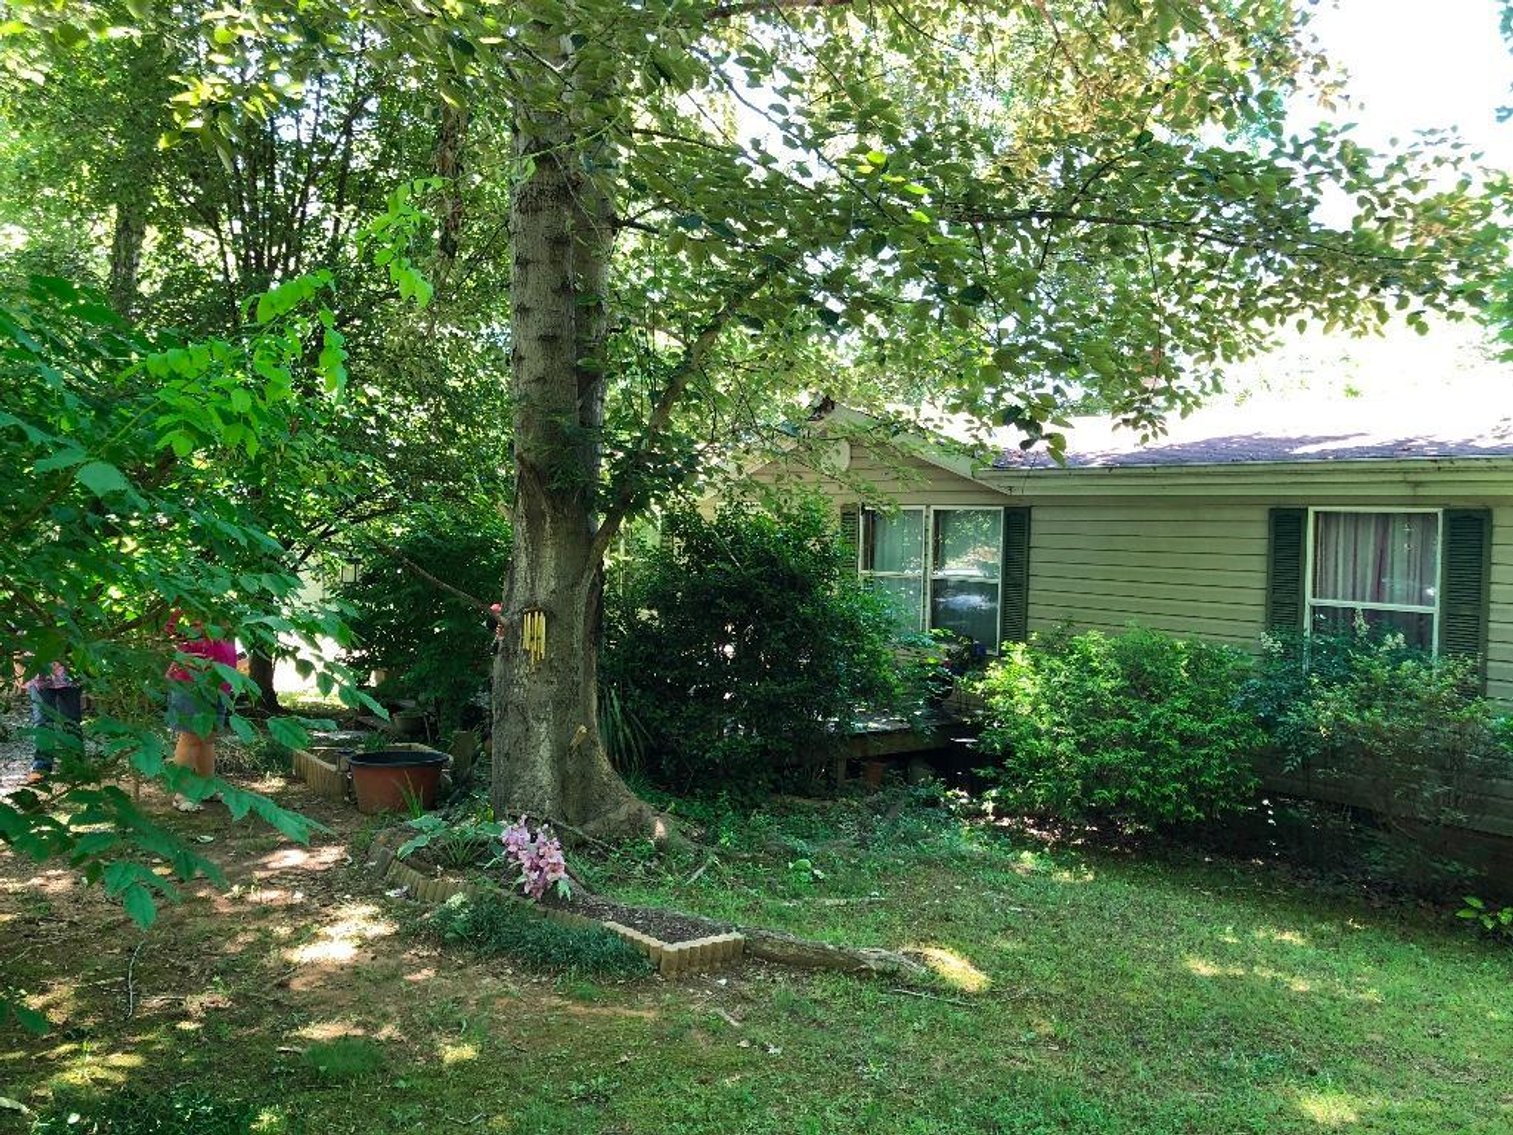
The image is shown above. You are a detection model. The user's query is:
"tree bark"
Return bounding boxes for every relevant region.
[245,651,281,714]
[490,51,657,839]
[106,202,146,320]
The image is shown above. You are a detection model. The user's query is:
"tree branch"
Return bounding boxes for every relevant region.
[376,541,504,627]
[705,0,851,20]
[587,265,780,566]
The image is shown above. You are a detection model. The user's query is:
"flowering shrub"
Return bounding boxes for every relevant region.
[500,818,570,900]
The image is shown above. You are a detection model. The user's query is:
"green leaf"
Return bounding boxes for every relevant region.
[2,1000,49,1036]
[267,716,309,751]
[35,447,88,474]
[75,461,130,497]
[121,883,157,930]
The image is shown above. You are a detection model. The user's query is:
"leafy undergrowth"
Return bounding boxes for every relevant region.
[0,782,1509,1134]
[425,894,653,978]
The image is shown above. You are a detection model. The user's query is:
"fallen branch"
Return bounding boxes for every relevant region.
[736,927,929,980]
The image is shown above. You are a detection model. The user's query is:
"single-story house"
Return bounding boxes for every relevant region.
[733,394,1513,850]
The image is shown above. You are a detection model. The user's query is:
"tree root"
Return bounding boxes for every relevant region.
[568,800,688,851]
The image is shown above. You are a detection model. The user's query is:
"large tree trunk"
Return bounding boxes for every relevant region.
[245,651,281,715]
[490,58,656,839]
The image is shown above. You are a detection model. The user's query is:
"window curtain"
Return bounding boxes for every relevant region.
[1312,512,1437,607]
[864,511,923,573]
[863,510,924,633]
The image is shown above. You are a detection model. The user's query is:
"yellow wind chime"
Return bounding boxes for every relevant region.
[521,608,547,665]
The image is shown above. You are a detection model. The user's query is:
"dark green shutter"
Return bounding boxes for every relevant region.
[1440,508,1490,684]
[838,503,860,573]
[1265,508,1307,633]
[1000,508,1031,647]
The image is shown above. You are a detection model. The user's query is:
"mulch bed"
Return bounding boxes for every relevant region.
[545,890,733,946]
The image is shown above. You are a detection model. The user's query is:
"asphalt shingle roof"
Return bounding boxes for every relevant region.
[992,400,1513,469]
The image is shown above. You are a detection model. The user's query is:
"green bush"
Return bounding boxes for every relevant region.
[339,505,510,733]
[973,626,1262,829]
[426,894,653,977]
[1244,629,1510,852]
[601,499,903,795]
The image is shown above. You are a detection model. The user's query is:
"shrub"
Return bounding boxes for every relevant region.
[973,626,1262,829]
[601,499,903,795]
[1244,629,1510,857]
[339,505,510,733]
[426,894,653,977]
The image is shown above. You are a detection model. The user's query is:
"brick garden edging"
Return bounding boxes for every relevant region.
[292,749,347,803]
[362,827,746,978]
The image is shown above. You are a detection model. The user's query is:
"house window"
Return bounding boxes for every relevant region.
[861,506,1005,651]
[861,507,925,635]
[930,508,1002,648]
[1308,509,1440,652]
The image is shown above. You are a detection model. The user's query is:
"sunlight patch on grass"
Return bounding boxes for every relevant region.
[258,845,346,874]
[286,902,394,964]
[49,1050,144,1090]
[292,1020,370,1042]
[1296,1089,1364,1127]
[404,967,436,982]
[1184,956,1245,979]
[11,870,78,897]
[440,1041,479,1065]
[1252,966,1314,995]
[912,946,991,992]
[27,980,81,1023]
[1258,927,1311,946]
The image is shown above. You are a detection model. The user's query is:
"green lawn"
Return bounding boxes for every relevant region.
[2,789,1509,1134]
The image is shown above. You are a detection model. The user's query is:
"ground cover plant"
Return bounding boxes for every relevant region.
[425,894,653,979]
[1,776,1508,1135]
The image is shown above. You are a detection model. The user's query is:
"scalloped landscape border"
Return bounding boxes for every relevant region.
[354,819,746,978]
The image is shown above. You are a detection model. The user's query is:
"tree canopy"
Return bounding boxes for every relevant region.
[2,0,1505,840]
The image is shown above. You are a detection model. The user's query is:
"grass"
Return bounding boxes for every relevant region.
[2,789,1510,1134]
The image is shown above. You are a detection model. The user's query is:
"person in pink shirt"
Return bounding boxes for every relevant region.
[165,613,238,813]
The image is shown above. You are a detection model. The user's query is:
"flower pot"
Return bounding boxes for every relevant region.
[347,748,448,814]
[392,710,428,740]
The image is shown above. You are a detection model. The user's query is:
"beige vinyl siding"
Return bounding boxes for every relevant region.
[1482,503,1513,704]
[1024,495,1513,704]
[741,444,1012,510]
[739,442,1513,705]
[1026,502,1268,647]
